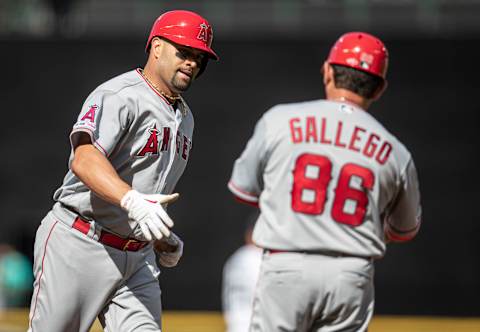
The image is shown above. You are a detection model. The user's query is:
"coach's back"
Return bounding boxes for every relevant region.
[229,99,420,259]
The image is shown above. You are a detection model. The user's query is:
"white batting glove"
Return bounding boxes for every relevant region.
[156,232,184,268]
[120,190,179,241]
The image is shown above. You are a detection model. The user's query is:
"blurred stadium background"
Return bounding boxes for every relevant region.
[0,0,479,331]
[1,0,480,39]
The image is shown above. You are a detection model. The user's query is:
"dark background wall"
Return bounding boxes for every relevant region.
[0,37,478,316]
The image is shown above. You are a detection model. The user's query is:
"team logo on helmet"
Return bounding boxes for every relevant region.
[197,22,211,43]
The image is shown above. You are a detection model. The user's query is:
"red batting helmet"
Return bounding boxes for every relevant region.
[146,10,219,60]
[327,32,388,79]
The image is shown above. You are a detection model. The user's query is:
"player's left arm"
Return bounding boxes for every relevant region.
[384,158,422,242]
[154,232,184,267]
[228,116,269,207]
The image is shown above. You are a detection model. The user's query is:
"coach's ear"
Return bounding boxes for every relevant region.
[322,62,335,87]
[372,79,388,101]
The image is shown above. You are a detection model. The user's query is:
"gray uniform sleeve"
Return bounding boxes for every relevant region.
[228,116,269,205]
[70,90,131,156]
[384,158,422,242]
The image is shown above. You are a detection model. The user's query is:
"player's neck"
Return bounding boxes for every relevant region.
[141,66,181,104]
[327,89,372,110]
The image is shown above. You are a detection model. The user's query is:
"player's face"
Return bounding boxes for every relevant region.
[164,41,206,93]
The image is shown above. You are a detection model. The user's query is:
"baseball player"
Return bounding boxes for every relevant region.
[27,10,218,332]
[222,213,263,332]
[228,32,422,331]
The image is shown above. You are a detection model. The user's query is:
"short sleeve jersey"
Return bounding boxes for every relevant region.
[229,100,421,258]
[53,69,194,237]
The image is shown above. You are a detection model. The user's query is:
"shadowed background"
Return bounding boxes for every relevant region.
[0,0,478,319]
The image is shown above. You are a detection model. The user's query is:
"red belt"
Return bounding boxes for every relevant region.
[267,249,288,254]
[266,249,365,259]
[72,217,148,252]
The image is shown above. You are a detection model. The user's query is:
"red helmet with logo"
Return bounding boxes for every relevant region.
[327,32,388,79]
[146,10,219,60]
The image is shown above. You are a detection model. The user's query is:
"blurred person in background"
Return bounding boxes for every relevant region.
[228,32,421,331]
[27,9,218,332]
[222,212,262,332]
[0,243,33,309]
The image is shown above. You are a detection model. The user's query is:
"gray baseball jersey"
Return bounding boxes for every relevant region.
[53,69,193,239]
[229,100,421,259]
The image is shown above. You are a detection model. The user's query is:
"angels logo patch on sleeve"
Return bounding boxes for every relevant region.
[81,104,98,122]
[74,103,100,132]
[69,84,134,157]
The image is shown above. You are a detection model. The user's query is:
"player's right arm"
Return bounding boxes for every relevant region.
[69,90,178,240]
[71,132,131,206]
[383,158,422,242]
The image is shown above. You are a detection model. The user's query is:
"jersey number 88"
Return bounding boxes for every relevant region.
[291,153,374,226]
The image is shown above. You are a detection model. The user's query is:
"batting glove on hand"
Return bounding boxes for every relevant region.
[120,190,179,241]
[155,232,184,268]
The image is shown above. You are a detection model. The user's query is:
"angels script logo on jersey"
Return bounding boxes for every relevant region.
[137,123,192,160]
[137,124,161,157]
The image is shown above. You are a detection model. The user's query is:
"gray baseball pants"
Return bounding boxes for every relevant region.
[28,211,162,332]
[249,251,374,332]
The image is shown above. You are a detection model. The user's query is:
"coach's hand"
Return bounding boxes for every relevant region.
[121,190,179,241]
[154,232,184,268]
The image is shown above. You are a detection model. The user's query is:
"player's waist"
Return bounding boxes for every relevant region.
[264,248,372,260]
[52,201,136,235]
[51,203,149,252]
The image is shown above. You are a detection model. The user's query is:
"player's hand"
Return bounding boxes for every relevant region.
[120,190,179,241]
[154,232,184,268]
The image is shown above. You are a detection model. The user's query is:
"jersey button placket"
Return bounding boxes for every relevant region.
[156,109,182,193]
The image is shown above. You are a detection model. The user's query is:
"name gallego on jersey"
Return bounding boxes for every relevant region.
[289,116,392,165]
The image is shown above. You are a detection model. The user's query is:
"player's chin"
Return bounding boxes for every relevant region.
[172,76,192,92]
